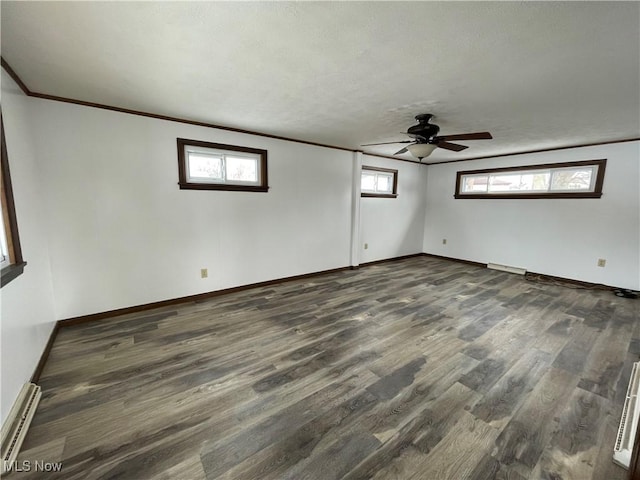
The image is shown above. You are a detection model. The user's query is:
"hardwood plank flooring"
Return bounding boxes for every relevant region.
[8,256,639,479]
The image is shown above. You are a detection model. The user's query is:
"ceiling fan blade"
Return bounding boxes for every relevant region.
[435,132,493,141]
[394,146,410,155]
[361,140,412,146]
[435,141,468,152]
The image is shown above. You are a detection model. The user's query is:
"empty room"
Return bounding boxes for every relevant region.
[1,2,639,479]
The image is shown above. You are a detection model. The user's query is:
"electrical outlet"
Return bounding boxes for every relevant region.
[442,238,447,245]
[364,243,369,250]
[597,259,606,268]
[201,268,208,278]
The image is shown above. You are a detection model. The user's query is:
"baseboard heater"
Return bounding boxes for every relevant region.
[1,383,41,474]
[487,263,527,276]
[614,362,640,469]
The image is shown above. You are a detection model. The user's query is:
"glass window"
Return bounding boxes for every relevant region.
[187,153,224,181]
[462,175,488,193]
[226,156,257,183]
[456,159,606,199]
[550,166,595,191]
[361,172,376,192]
[361,167,398,198]
[1,113,26,287]
[0,215,9,268]
[178,139,268,192]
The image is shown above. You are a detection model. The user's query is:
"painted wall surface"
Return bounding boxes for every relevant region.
[0,72,57,423]
[28,99,355,319]
[4,64,637,422]
[360,155,428,264]
[423,141,640,289]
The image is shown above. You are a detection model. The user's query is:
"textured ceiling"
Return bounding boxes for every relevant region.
[1,2,639,163]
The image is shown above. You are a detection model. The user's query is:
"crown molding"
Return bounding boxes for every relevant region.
[1,57,31,95]
[1,58,421,165]
[2,58,637,166]
[427,137,640,166]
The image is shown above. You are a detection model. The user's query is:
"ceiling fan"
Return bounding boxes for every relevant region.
[362,114,493,160]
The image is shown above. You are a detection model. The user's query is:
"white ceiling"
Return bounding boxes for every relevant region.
[1,2,639,163]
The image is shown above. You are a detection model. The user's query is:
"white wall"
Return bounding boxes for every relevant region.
[423,141,640,290]
[0,73,427,423]
[0,72,57,423]
[2,65,637,424]
[360,155,428,264]
[28,99,356,319]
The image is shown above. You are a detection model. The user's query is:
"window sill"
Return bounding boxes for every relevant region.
[179,183,269,192]
[1,261,27,288]
[361,193,398,198]
[454,192,603,199]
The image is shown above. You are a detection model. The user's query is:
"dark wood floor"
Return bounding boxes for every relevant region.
[10,256,639,479]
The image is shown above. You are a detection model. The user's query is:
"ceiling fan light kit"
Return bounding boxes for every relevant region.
[407,143,437,160]
[362,113,493,161]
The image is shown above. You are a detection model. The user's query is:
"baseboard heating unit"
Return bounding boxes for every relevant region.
[1,383,41,474]
[614,362,640,469]
[487,263,527,276]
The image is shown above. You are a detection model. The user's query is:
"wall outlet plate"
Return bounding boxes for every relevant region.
[201,268,208,278]
[597,259,606,268]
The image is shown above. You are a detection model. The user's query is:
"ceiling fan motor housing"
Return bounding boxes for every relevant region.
[407,114,440,142]
[360,112,491,155]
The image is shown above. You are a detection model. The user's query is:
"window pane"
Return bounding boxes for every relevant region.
[462,175,488,193]
[0,215,8,267]
[188,152,223,180]
[488,172,550,192]
[376,173,393,193]
[226,156,258,183]
[550,167,594,191]
[361,167,397,197]
[456,160,605,199]
[361,173,376,192]
[179,139,268,192]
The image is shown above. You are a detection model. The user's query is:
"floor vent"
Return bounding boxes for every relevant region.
[487,263,527,276]
[1,383,41,474]
[614,362,640,469]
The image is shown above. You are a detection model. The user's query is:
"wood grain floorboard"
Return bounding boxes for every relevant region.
[8,256,638,479]
[492,366,578,477]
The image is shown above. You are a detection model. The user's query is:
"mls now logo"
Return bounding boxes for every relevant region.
[3,460,63,472]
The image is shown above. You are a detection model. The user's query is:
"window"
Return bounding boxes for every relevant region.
[0,213,9,267]
[1,113,26,287]
[177,139,268,192]
[361,166,398,198]
[455,159,606,199]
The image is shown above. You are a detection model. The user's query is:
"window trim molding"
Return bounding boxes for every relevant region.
[454,159,607,199]
[361,166,398,198]
[1,113,26,287]
[177,138,269,192]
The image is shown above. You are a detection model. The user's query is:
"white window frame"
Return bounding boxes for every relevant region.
[177,139,268,192]
[1,112,26,287]
[0,216,9,269]
[361,166,398,198]
[455,159,606,199]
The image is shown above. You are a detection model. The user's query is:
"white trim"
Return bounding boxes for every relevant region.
[460,164,599,195]
[184,146,261,186]
[350,151,362,267]
[361,170,394,195]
